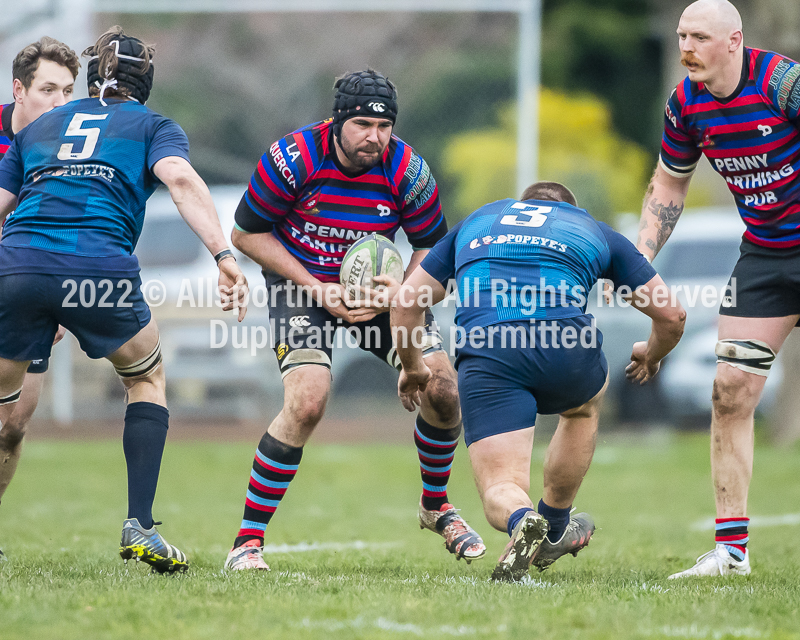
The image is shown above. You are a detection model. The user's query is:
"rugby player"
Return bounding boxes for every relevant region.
[224,69,485,570]
[0,37,79,560]
[0,26,248,572]
[634,0,800,578]
[391,182,685,582]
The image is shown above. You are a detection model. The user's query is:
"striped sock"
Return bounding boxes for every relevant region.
[233,432,302,548]
[716,517,749,562]
[415,416,460,511]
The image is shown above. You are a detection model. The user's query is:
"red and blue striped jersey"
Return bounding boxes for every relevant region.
[0,102,14,158]
[660,47,800,248]
[235,119,447,282]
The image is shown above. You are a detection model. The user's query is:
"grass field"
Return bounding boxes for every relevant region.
[1,431,799,640]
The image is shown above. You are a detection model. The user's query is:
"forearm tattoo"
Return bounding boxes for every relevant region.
[646,197,683,254]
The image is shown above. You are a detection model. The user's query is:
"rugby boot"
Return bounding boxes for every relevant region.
[119,518,188,574]
[531,512,595,572]
[491,511,549,582]
[224,539,270,571]
[418,499,486,563]
[668,544,750,579]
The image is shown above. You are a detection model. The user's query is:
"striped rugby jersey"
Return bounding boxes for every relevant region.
[235,119,447,282]
[660,47,800,248]
[0,102,13,158]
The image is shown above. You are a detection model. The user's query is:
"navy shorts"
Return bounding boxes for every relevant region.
[0,274,151,361]
[27,357,49,374]
[455,317,608,446]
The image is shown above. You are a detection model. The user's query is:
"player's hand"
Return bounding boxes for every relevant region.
[218,258,249,322]
[52,325,67,346]
[626,341,660,384]
[347,274,401,313]
[398,366,431,412]
[317,282,378,323]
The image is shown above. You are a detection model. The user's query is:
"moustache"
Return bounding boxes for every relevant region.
[681,54,703,69]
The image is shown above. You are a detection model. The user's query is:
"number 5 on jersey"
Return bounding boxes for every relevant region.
[58,113,109,161]
[500,202,552,228]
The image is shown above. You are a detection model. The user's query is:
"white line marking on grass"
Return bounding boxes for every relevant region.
[261,540,396,554]
[691,513,800,531]
[299,616,484,636]
[645,625,762,638]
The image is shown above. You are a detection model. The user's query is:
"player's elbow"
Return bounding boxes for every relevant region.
[655,303,686,342]
[157,157,203,195]
[231,226,247,251]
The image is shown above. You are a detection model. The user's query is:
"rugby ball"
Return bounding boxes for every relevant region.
[340,233,404,300]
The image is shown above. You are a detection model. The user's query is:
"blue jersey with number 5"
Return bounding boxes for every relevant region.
[0,97,189,276]
[420,198,656,329]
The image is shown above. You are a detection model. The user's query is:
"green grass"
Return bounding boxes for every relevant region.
[1,433,799,640]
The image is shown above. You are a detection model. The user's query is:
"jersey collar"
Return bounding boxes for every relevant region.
[0,102,14,140]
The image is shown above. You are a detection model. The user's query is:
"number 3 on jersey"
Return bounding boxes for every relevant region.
[58,113,109,161]
[500,202,552,228]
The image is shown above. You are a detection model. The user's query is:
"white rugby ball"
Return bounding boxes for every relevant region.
[340,233,404,301]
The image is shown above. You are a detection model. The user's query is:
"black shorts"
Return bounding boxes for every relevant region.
[264,273,444,376]
[27,358,49,374]
[721,240,800,325]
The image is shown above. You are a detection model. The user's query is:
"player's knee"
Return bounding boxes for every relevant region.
[288,397,327,430]
[285,382,329,430]
[712,365,762,418]
[0,414,26,448]
[425,361,461,425]
[424,374,460,425]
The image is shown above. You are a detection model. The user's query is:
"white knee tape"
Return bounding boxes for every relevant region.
[0,387,22,406]
[715,339,775,377]
[114,338,163,380]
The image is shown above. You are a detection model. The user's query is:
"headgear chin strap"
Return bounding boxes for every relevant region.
[332,69,398,145]
[87,37,154,105]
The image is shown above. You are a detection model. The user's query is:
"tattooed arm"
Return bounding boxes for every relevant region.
[636,163,692,261]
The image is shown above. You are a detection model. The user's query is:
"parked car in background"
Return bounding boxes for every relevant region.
[590,208,781,424]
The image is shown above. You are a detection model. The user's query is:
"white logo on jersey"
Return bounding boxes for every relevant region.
[377,204,391,217]
[758,124,773,137]
[368,102,386,113]
[289,315,311,327]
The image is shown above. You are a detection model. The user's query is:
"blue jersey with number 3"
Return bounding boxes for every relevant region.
[0,97,189,276]
[420,198,656,330]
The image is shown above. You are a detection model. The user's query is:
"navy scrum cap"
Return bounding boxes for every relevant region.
[332,69,398,141]
[87,35,154,104]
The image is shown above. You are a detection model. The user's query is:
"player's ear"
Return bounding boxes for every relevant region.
[729,30,743,52]
[12,78,25,103]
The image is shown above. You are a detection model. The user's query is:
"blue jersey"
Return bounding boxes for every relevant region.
[421,198,656,330]
[0,97,189,276]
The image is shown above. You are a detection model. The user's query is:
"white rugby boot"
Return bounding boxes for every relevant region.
[224,539,270,571]
[668,544,750,579]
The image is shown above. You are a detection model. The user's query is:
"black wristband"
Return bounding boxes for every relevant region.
[214,248,235,265]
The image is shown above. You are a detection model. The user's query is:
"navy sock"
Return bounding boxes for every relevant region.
[507,507,535,537]
[123,402,169,530]
[538,499,571,543]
